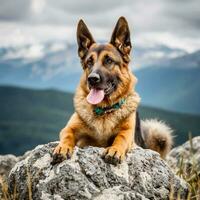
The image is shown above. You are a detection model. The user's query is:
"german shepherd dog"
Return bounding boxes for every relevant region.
[53,17,173,165]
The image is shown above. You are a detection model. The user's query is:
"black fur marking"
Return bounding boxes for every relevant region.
[134,111,146,148]
[107,135,116,146]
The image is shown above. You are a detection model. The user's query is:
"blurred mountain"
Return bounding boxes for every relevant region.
[135,50,200,114]
[0,41,199,114]
[0,41,185,91]
[0,85,73,155]
[0,86,200,155]
[0,41,80,92]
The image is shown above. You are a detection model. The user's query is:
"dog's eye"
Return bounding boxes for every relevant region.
[86,57,94,68]
[104,56,114,66]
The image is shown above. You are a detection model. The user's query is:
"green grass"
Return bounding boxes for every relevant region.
[0,85,200,155]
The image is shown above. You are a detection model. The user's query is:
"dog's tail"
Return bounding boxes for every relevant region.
[140,119,173,158]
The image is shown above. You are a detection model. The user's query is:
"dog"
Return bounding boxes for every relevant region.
[52,16,173,165]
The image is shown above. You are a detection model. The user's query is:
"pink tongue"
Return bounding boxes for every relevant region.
[87,89,105,105]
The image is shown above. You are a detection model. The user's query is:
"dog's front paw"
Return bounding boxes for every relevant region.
[101,146,126,166]
[51,143,74,165]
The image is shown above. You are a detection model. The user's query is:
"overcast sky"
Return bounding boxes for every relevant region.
[0,0,200,52]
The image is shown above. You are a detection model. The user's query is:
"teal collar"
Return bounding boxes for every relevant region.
[93,98,126,116]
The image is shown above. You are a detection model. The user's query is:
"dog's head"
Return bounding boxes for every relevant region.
[77,17,136,105]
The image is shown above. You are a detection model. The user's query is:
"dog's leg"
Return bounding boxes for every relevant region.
[102,113,136,165]
[53,127,75,161]
[52,113,82,164]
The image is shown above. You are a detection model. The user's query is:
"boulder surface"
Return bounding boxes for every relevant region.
[0,154,18,178]
[7,142,189,200]
[167,136,200,171]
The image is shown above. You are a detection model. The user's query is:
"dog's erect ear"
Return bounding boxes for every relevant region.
[110,17,131,63]
[77,19,95,59]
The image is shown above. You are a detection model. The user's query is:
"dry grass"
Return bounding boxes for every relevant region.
[26,166,33,200]
[0,166,33,200]
[0,175,9,200]
[0,175,18,200]
[175,134,200,200]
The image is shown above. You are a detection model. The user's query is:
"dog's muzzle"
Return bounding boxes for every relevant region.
[88,72,101,86]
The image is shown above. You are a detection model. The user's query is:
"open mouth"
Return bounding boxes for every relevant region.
[86,81,116,105]
[86,88,105,105]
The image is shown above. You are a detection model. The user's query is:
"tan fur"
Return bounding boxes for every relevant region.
[74,82,140,147]
[141,119,173,158]
[53,69,141,163]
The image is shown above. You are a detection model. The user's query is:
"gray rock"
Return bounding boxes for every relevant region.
[0,154,18,199]
[0,150,32,181]
[0,154,18,178]
[167,136,200,175]
[8,142,189,200]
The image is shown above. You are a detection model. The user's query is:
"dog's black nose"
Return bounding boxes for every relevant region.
[88,73,101,85]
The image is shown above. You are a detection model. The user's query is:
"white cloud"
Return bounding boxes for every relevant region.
[3,44,44,60]
[0,0,199,63]
[48,43,66,53]
[135,32,200,53]
[0,0,30,20]
[31,0,46,15]
[0,22,70,47]
[0,0,199,35]
[0,21,200,54]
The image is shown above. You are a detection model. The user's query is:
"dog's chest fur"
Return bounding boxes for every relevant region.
[74,88,140,144]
